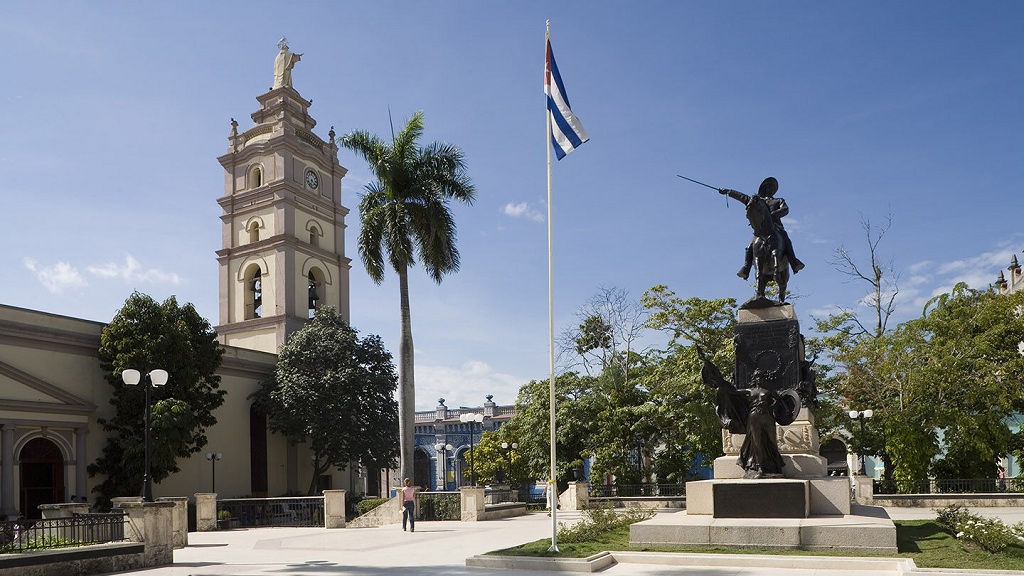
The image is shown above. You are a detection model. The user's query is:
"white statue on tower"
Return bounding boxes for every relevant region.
[273,37,302,89]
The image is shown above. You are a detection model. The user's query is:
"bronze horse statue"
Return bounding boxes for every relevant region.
[744,193,789,306]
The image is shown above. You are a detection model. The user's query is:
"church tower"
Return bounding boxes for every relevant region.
[215,39,350,353]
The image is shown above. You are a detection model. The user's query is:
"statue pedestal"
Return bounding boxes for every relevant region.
[716,407,828,479]
[629,503,897,554]
[630,302,895,553]
[687,477,850,517]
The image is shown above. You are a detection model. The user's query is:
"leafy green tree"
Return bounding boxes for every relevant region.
[90,292,225,507]
[499,373,599,490]
[340,111,475,482]
[910,284,1024,480]
[464,433,503,487]
[814,214,912,484]
[841,323,938,490]
[467,430,532,492]
[557,287,652,484]
[560,286,647,381]
[252,307,399,495]
[641,286,738,481]
[825,282,1024,490]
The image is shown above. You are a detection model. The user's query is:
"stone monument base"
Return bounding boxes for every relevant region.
[687,478,850,517]
[629,504,897,554]
[713,454,828,479]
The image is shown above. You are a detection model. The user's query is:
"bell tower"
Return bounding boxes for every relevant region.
[215,40,350,353]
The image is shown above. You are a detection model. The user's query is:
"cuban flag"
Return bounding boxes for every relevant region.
[545,39,589,160]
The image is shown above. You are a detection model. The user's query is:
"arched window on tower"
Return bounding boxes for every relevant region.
[308,225,321,248]
[245,265,263,320]
[249,165,263,188]
[307,269,322,318]
[248,221,260,243]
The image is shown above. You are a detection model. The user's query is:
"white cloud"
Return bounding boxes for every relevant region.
[906,260,933,275]
[503,202,544,223]
[415,360,526,410]
[805,304,845,319]
[891,248,1016,315]
[936,248,1013,276]
[87,255,183,285]
[24,258,88,294]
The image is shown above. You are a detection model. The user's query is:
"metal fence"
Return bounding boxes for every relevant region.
[417,491,460,521]
[0,513,126,554]
[216,497,324,528]
[589,483,686,498]
[873,477,1024,495]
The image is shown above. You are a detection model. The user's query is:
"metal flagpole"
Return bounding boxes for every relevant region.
[545,19,559,553]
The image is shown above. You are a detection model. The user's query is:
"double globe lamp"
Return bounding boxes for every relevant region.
[460,412,485,486]
[121,368,169,502]
[848,409,873,475]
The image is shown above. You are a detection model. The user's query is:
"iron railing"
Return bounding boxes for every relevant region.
[873,477,1024,495]
[589,483,686,498]
[0,513,126,554]
[216,497,324,528]
[417,491,460,521]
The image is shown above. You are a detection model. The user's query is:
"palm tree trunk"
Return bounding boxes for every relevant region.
[397,264,416,483]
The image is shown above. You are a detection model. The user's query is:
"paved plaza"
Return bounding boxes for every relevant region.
[120,508,1024,576]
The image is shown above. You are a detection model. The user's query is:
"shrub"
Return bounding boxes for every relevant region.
[356,497,390,516]
[934,503,970,529]
[1011,522,1024,543]
[934,504,1019,553]
[557,503,654,544]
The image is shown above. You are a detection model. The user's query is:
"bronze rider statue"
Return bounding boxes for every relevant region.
[719,177,804,280]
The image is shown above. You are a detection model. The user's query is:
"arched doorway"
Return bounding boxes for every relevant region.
[455,449,468,487]
[820,438,850,476]
[413,448,431,489]
[20,438,65,518]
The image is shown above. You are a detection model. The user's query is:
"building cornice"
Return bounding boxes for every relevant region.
[0,360,97,413]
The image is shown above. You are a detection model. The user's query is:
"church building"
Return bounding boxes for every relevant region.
[0,41,371,518]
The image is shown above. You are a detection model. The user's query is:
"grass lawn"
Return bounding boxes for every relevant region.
[492,520,1024,571]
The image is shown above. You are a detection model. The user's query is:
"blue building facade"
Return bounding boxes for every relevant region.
[411,396,515,490]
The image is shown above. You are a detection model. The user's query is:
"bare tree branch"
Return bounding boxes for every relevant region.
[827,212,900,338]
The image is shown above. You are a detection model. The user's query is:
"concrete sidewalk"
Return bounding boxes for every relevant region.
[121,508,1024,576]
[881,505,1024,524]
[142,511,580,576]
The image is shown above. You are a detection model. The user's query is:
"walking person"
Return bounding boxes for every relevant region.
[399,478,416,532]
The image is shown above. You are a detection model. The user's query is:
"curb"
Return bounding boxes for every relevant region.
[470,551,1024,575]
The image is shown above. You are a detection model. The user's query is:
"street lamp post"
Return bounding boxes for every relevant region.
[205,452,222,493]
[460,413,485,486]
[434,442,453,490]
[122,368,169,502]
[848,409,874,475]
[500,442,518,485]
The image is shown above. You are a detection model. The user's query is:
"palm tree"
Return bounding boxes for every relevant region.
[340,111,475,483]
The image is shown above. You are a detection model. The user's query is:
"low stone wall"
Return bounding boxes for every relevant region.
[480,502,528,520]
[874,494,1024,508]
[0,542,145,576]
[347,494,404,528]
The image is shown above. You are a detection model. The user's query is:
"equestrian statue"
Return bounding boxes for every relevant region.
[717,177,804,308]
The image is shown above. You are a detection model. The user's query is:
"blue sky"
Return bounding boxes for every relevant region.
[3,2,1022,410]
